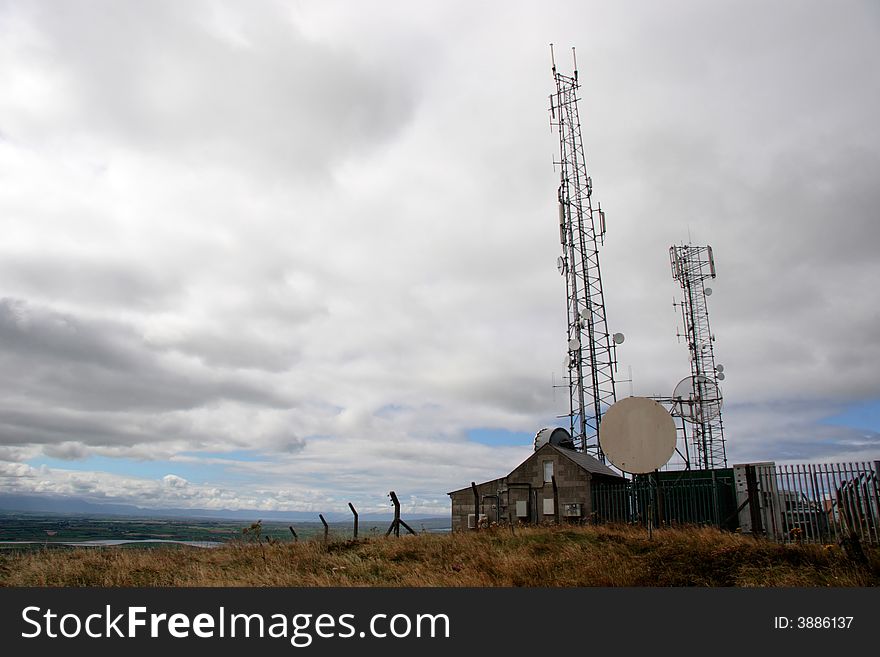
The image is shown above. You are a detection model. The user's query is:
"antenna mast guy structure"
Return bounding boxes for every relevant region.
[549,45,617,460]
[670,244,727,469]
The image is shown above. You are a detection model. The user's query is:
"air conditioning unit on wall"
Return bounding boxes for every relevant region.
[467,513,488,529]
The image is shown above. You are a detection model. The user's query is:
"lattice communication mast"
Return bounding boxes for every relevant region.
[549,45,618,460]
[670,244,727,469]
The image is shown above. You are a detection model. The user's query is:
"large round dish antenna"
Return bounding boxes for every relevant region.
[672,375,723,423]
[598,397,677,473]
[534,427,575,451]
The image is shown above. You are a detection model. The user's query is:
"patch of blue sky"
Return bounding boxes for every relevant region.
[821,399,880,432]
[374,403,441,419]
[179,449,264,462]
[26,455,247,485]
[375,404,409,418]
[466,428,535,447]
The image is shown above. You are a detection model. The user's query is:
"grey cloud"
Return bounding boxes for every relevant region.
[263,433,306,455]
[0,446,33,463]
[153,268,329,372]
[0,298,289,412]
[0,254,177,309]
[41,441,90,461]
[0,297,139,369]
[9,0,417,179]
[160,329,302,373]
[0,404,172,449]
[438,373,553,417]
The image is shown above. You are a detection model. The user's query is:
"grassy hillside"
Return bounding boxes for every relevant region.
[1,524,877,587]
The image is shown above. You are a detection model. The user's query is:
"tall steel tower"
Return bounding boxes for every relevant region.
[670,244,727,469]
[549,46,618,460]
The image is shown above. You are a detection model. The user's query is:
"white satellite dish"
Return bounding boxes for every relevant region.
[672,375,723,424]
[704,287,713,296]
[715,364,724,373]
[568,337,580,351]
[613,332,625,345]
[599,397,677,474]
[557,256,566,275]
[716,372,725,381]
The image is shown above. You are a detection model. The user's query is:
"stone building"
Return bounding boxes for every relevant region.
[447,442,625,531]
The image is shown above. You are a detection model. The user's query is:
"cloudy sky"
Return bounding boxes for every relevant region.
[0,0,878,515]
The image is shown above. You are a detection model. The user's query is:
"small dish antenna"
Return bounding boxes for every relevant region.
[568,337,580,350]
[613,332,625,344]
[704,287,713,296]
[716,372,725,381]
[557,256,566,275]
[672,375,723,423]
[534,427,575,451]
[598,397,677,474]
[715,364,724,373]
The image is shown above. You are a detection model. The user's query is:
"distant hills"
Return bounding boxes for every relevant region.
[0,493,444,523]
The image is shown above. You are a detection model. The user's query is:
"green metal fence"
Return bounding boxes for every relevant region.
[591,462,880,545]
[591,471,737,530]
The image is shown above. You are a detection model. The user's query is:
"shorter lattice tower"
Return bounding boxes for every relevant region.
[670,244,727,470]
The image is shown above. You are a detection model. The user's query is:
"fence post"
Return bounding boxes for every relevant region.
[745,465,764,536]
[349,502,358,540]
[384,490,416,537]
[551,475,560,525]
[471,481,480,531]
[288,525,298,542]
[652,470,665,527]
[319,514,329,542]
[710,468,720,529]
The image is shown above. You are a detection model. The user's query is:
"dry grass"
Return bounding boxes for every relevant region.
[1,524,877,587]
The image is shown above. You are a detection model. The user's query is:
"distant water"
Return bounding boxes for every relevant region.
[0,539,222,548]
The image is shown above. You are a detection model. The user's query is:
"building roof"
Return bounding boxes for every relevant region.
[546,444,622,478]
[446,476,506,496]
[447,446,623,495]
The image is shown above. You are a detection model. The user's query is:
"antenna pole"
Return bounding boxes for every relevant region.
[548,48,617,461]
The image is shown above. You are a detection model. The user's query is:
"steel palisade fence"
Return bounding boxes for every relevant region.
[591,476,733,529]
[771,462,879,545]
[591,461,880,545]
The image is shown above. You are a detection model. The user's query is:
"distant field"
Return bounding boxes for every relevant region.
[0,512,449,548]
[1,523,877,587]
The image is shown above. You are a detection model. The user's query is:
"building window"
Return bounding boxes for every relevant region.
[543,460,554,483]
